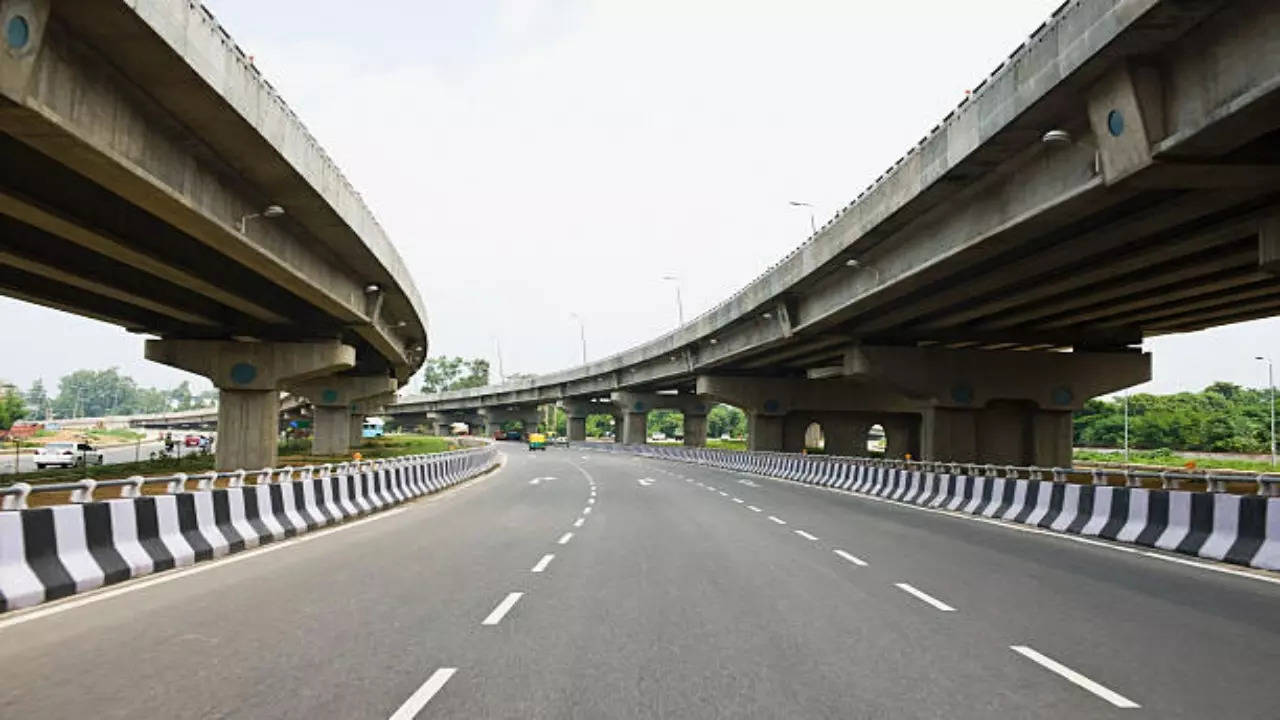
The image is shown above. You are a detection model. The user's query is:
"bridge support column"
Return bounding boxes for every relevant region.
[480,407,541,439]
[682,412,707,447]
[621,411,647,445]
[562,400,594,443]
[748,413,784,452]
[289,376,396,456]
[145,340,355,471]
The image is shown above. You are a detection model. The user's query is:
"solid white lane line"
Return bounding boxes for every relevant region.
[747,505,762,512]
[573,517,585,528]
[557,532,574,545]
[531,554,554,573]
[895,582,957,612]
[388,667,457,720]
[1010,645,1140,709]
[795,530,819,541]
[482,592,524,625]
[834,549,868,567]
[768,516,787,525]
[732,497,744,503]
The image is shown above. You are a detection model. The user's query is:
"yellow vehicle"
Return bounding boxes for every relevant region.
[527,432,547,451]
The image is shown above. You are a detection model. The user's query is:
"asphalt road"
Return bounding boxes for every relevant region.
[0,438,167,474]
[1,444,1277,718]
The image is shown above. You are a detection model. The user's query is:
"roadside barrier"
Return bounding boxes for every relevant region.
[0,446,499,612]
[581,444,1280,573]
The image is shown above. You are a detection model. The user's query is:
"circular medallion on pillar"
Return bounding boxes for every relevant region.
[229,362,257,385]
[5,14,29,50]
[322,389,339,404]
[949,383,974,405]
[633,401,646,412]
[763,399,780,413]
[1106,109,1125,137]
[1051,386,1074,406]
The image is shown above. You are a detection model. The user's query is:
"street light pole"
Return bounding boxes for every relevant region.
[661,276,684,326]
[1123,393,1130,463]
[1257,356,1276,468]
[569,313,587,364]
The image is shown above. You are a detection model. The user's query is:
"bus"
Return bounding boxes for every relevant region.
[362,417,385,438]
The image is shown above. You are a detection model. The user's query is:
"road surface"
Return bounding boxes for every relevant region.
[0,438,167,474]
[0,445,1276,718]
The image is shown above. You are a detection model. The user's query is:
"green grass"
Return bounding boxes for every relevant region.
[1073,448,1279,473]
[85,428,146,441]
[706,438,747,451]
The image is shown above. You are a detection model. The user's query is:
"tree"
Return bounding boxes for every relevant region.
[25,380,49,420]
[52,368,139,418]
[585,414,616,437]
[707,404,747,438]
[420,356,491,393]
[0,383,27,430]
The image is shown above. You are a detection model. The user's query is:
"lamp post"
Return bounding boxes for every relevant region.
[661,275,684,326]
[569,313,587,364]
[238,204,285,234]
[1123,393,1130,463]
[788,201,817,234]
[1257,356,1276,468]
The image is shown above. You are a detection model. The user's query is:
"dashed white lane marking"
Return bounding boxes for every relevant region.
[767,516,787,525]
[795,530,819,541]
[557,532,574,545]
[895,583,957,612]
[747,505,762,512]
[529,476,556,485]
[531,554,555,573]
[388,667,457,720]
[737,479,759,487]
[718,491,729,497]
[573,517,585,528]
[583,507,592,514]
[637,478,655,487]
[1010,645,1140,709]
[588,498,595,505]
[482,592,524,625]
[686,478,693,483]
[732,497,744,503]
[834,549,868,567]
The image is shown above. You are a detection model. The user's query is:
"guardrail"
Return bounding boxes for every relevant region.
[580,443,1280,573]
[0,444,500,612]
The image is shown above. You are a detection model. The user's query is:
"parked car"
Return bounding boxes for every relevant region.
[34,442,105,469]
[552,436,568,446]
[184,434,201,447]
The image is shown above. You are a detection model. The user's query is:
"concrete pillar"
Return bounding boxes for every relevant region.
[480,407,540,439]
[748,413,784,452]
[289,376,396,456]
[567,416,587,442]
[312,405,352,455]
[145,339,356,470]
[682,413,707,447]
[622,411,647,445]
[923,403,1072,466]
[612,414,624,443]
[433,423,452,437]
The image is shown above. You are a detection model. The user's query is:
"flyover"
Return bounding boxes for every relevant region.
[0,0,424,469]
[393,0,1280,466]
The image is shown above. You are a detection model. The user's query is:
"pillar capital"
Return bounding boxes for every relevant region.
[145,339,356,390]
[843,345,1150,410]
[609,391,710,416]
[289,376,396,408]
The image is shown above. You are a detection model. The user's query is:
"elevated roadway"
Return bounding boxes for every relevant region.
[396,0,1280,466]
[0,0,422,469]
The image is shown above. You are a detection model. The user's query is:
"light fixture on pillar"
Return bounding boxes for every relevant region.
[846,258,882,284]
[364,283,382,294]
[238,204,285,234]
[1041,129,1073,147]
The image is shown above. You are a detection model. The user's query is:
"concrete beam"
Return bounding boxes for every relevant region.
[145,340,355,470]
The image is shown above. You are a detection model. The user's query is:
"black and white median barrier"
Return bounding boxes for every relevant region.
[578,443,1280,573]
[0,445,498,613]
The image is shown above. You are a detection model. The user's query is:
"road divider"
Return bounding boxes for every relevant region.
[0,447,499,613]
[579,444,1280,573]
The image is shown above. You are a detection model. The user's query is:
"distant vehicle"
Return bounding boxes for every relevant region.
[362,417,385,438]
[505,430,522,441]
[493,430,506,440]
[552,436,568,446]
[184,434,201,447]
[650,432,666,442]
[34,442,104,469]
[720,434,731,441]
[527,432,547,451]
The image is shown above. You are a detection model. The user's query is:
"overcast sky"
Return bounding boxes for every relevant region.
[3,0,1278,396]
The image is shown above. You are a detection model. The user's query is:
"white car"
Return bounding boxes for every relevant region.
[34,442,105,469]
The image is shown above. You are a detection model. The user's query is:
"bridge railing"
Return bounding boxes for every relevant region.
[578,442,1280,573]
